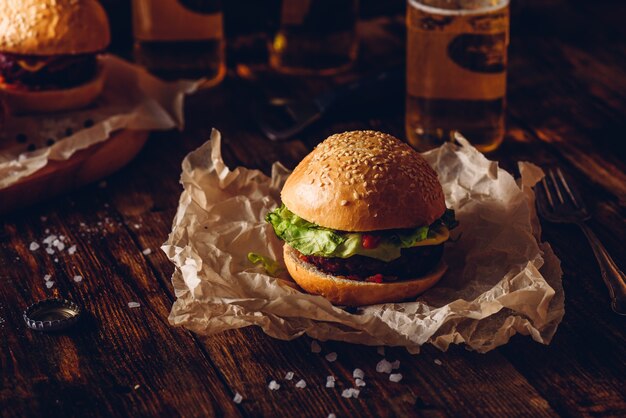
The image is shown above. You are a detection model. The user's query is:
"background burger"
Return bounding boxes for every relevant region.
[0,0,110,114]
[267,130,457,306]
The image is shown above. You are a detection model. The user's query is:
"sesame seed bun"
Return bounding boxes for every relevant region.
[3,66,104,114]
[281,130,446,232]
[283,244,447,306]
[0,0,110,55]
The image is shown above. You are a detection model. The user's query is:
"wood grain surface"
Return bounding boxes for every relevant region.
[1,1,625,417]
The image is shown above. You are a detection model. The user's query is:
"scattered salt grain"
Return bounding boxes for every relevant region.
[43,235,56,245]
[353,368,364,379]
[40,216,47,222]
[44,274,52,281]
[325,352,337,362]
[434,359,442,366]
[376,359,393,374]
[128,301,141,308]
[53,258,58,263]
[44,228,50,234]
[328,414,336,418]
[142,248,152,255]
[391,360,400,370]
[73,275,83,283]
[342,388,360,398]
[355,378,366,387]
[45,281,54,289]
[377,346,385,356]
[295,379,306,389]
[311,340,321,353]
[54,241,65,251]
[389,373,403,383]
[268,380,280,390]
[233,392,243,403]
[134,224,141,229]
[68,245,77,255]
[29,242,40,251]
[134,385,140,390]
[285,371,294,380]
[326,376,335,388]
[45,248,54,255]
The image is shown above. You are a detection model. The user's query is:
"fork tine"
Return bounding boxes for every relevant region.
[548,169,565,205]
[556,167,581,209]
[541,177,555,209]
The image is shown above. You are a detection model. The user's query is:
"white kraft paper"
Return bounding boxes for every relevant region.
[163,129,564,353]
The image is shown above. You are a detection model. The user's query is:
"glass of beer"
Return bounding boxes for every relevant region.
[406,0,509,152]
[269,0,359,75]
[132,0,225,87]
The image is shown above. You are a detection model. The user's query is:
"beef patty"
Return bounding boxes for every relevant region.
[297,244,444,282]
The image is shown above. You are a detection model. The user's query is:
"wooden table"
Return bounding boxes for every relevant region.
[2,2,625,417]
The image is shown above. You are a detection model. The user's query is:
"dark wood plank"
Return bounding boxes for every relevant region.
[0,197,242,418]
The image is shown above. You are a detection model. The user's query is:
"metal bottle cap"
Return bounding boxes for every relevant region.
[23,298,81,332]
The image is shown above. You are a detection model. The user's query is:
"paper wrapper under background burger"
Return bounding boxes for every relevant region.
[163,130,565,353]
[0,55,199,189]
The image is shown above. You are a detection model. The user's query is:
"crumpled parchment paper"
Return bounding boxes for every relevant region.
[0,55,199,189]
[163,129,564,353]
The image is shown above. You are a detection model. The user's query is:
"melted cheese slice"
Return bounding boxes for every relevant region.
[17,60,48,72]
[412,225,449,247]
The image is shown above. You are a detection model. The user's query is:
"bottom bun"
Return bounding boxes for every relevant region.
[283,245,447,306]
[2,68,105,115]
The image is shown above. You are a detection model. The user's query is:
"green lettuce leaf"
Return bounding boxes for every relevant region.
[265,205,455,262]
[247,252,282,276]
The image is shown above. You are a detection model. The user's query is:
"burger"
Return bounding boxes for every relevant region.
[267,131,457,306]
[0,0,110,114]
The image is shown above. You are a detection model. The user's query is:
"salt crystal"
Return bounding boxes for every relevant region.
[326,376,335,388]
[376,359,393,374]
[43,274,52,281]
[29,242,40,251]
[40,216,47,222]
[328,414,336,418]
[391,360,400,370]
[68,245,77,255]
[325,352,337,362]
[53,258,58,263]
[295,379,306,389]
[389,373,403,383]
[285,371,294,380]
[434,359,442,366]
[142,248,152,255]
[341,388,360,398]
[73,275,83,283]
[233,392,243,403]
[59,235,65,241]
[44,228,50,234]
[45,281,54,289]
[134,385,140,390]
[55,241,65,251]
[353,368,364,379]
[45,248,55,255]
[355,378,366,387]
[268,380,280,390]
[377,346,385,356]
[128,301,141,308]
[311,340,321,353]
[43,235,56,245]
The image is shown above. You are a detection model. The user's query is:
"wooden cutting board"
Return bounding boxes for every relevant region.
[0,129,148,214]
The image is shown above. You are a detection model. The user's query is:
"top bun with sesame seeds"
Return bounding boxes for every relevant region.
[0,0,110,55]
[281,130,446,232]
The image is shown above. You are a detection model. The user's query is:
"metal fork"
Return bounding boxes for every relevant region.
[536,167,626,315]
